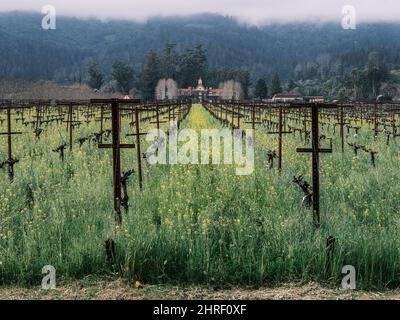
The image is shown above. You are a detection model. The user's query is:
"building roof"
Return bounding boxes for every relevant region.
[273,93,303,99]
[209,88,223,95]
[303,96,324,99]
[178,88,192,93]
[178,78,223,97]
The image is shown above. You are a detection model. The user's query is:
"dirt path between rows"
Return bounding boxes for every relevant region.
[1,279,399,300]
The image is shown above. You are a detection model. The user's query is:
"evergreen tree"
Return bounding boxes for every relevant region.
[160,43,179,80]
[87,62,104,90]
[342,73,353,99]
[350,68,359,98]
[111,61,134,94]
[366,53,389,99]
[236,70,251,100]
[254,79,268,99]
[270,73,283,96]
[139,51,160,101]
[287,79,296,92]
[179,44,208,87]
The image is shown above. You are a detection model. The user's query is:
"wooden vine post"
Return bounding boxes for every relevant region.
[268,105,292,172]
[0,104,22,181]
[296,104,333,227]
[91,98,139,224]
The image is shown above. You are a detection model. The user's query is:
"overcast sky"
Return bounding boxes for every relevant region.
[0,0,399,25]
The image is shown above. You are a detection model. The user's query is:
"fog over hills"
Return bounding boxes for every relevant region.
[2,0,400,24]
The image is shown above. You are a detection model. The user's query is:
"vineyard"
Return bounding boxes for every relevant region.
[1,99,400,290]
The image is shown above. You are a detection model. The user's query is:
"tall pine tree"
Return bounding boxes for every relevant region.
[87,62,104,90]
[287,79,296,92]
[270,73,283,96]
[179,44,208,87]
[111,61,134,95]
[236,70,251,100]
[160,43,179,80]
[139,51,160,101]
[254,79,268,99]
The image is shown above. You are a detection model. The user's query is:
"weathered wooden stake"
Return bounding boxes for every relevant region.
[297,105,333,227]
[94,99,137,224]
[126,108,148,190]
[268,106,292,172]
[0,106,22,181]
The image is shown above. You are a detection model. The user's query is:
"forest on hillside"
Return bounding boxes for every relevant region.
[1,12,400,100]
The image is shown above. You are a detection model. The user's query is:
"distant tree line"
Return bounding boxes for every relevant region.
[253,51,396,101]
[87,46,397,101]
[87,43,251,101]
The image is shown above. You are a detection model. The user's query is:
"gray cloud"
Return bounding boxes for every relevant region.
[0,0,399,24]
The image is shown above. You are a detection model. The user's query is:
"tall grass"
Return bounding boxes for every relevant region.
[0,105,399,289]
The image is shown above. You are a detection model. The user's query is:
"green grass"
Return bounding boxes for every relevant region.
[1,104,400,290]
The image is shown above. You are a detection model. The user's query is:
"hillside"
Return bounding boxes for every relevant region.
[1,11,400,85]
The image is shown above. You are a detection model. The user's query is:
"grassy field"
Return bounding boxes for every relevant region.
[1,104,400,291]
